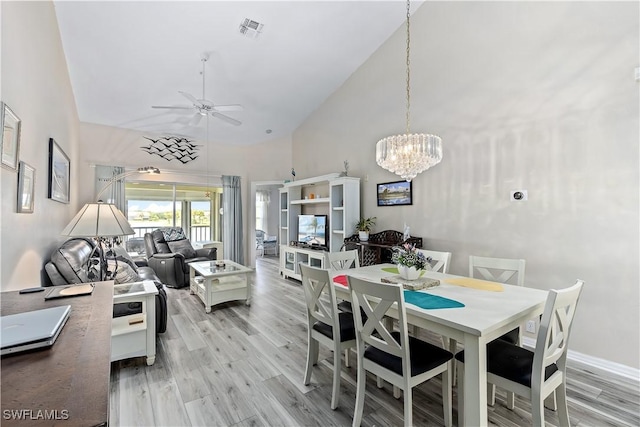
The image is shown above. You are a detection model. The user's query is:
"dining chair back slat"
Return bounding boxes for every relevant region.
[417,249,452,273]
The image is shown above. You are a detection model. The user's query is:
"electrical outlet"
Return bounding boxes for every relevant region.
[525,320,536,334]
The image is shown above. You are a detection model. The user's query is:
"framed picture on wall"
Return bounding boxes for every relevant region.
[48,138,70,204]
[1,102,21,171]
[17,161,35,213]
[377,180,413,206]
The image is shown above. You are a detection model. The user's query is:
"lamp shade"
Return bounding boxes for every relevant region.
[61,203,134,237]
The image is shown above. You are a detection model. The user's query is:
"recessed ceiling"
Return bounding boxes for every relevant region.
[54,1,421,146]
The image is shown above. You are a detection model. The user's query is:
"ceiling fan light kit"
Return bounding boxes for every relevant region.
[151,53,243,127]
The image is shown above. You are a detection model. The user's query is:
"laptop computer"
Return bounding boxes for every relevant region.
[1,305,71,356]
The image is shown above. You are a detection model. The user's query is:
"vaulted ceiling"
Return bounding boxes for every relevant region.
[54,1,421,146]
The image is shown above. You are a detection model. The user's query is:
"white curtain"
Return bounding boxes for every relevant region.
[95,165,125,211]
[222,175,244,264]
[256,190,270,233]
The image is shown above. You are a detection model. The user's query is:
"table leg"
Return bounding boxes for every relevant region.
[463,334,488,426]
[245,273,252,306]
[205,278,212,313]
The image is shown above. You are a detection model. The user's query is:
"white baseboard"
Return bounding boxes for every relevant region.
[522,337,640,383]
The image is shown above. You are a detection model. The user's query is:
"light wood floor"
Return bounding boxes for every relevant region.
[110,256,640,426]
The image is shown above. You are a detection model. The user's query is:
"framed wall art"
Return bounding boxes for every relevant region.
[48,138,70,204]
[377,180,413,206]
[1,102,21,171]
[17,161,35,213]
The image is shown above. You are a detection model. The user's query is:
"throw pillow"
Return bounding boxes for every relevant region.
[88,258,141,284]
[159,227,188,242]
[107,260,141,284]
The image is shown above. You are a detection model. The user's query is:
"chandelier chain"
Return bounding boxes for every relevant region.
[405,0,411,135]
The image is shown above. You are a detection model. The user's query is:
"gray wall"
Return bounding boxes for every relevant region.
[293,2,639,368]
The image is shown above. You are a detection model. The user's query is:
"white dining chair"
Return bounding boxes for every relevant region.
[299,263,356,410]
[456,280,584,427]
[327,249,360,271]
[417,249,452,273]
[347,276,453,427]
[327,250,360,315]
[469,255,526,407]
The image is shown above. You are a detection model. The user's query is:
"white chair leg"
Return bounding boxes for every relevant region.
[304,337,318,385]
[403,387,412,427]
[393,386,401,399]
[344,348,350,368]
[488,384,497,406]
[330,347,341,410]
[442,363,452,427]
[376,376,384,388]
[556,384,570,427]
[457,360,465,427]
[531,391,545,427]
[448,338,458,384]
[506,391,516,410]
[545,390,558,411]
[352,361,366,427]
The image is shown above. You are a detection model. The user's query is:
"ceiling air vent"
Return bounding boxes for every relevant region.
[239,18,263,39]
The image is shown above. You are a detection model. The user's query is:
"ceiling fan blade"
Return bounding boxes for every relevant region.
[210,111,241,126]
[151,105,194,113]
[188,113,204,127]
[179,91,201,106]
[213,104,244,112]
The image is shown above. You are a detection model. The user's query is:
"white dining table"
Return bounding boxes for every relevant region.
[331,264,548,427]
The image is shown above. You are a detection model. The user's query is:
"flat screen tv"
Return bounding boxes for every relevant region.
[298,214,328,249]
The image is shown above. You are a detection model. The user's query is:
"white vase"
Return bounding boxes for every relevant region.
[358,231,369,242]
[398,264,421,280]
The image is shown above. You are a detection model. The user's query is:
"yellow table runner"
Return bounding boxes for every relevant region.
[444,278,504,292]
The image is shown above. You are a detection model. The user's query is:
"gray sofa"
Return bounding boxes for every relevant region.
[45,237,167,333]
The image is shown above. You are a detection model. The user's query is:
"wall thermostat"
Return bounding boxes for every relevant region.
[510,190,528,201]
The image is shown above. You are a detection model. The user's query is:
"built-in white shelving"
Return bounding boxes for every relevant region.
[279,174,360,281]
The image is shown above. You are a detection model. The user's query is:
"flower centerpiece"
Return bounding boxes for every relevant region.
[391,243,432,280]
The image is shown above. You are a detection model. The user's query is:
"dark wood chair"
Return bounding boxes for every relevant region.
[343,230,423,266]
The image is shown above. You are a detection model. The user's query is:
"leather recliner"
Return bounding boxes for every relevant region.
[44,237,168,333]
[144,227,217,289]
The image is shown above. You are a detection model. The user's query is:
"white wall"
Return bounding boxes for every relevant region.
[293,2,639,369]
[0,1,81,290]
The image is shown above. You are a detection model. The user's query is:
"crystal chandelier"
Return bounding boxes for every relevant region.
[376,0,442,182]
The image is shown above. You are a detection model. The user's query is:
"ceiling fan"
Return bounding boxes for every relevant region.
[152,53,243,126]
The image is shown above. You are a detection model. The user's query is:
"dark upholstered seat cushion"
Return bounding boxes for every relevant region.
[497,327,520,345]
[312,312,356,342]
[365,331,453,377]
[455,339,558,388]
[336,300,368,323]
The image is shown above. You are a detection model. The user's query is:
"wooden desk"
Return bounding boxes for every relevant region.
[1,282,114,426]
[332,265,548,426]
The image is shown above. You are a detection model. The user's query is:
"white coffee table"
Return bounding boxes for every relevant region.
[189,260,253,313]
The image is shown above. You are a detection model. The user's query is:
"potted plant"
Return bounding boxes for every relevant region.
[355,217,376,242]
[392,243,431,280]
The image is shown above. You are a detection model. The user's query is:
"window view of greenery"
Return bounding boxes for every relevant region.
[125,183,223,242]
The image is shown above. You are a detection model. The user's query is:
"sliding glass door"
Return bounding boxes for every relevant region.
[125,182,222,243]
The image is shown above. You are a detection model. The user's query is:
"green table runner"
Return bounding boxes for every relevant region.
[403,290,465,310]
